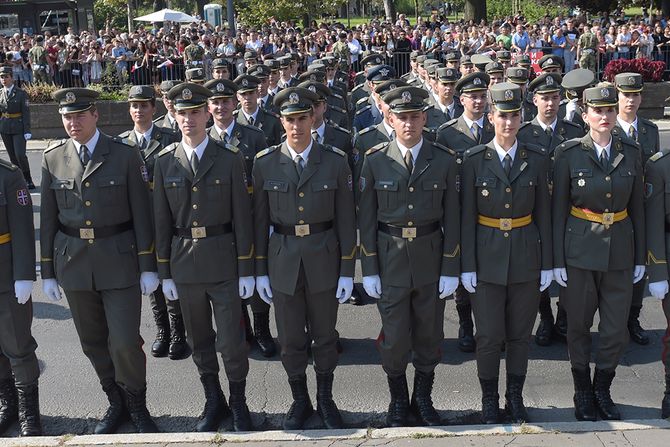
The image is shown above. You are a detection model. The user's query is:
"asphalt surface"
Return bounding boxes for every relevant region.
[2,133,670,437]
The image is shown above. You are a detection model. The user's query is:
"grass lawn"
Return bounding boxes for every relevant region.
[331,15,461,27]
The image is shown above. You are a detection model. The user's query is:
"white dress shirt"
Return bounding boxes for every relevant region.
[397,138,423,164]
[214,120,236,141]
[182,136,209,162]
[493,138,518,165]
[73,129,101,157]
[286,140,313,165]
[134,124,154,146]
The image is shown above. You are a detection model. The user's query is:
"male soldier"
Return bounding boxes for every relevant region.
[460,55,475,78]
[436,71,493,352]
[485,61,505,86]
[351,56,388,105]
[118,86,188,360]
[298,70,348,127]
[277,56,298,89]
[204,78,277,357]
[265,59,282,95]
[243,51,258,73]
[40,88,159,433]
[211,58,232,80]
[298,81,352,155]
[444,52,461,72]
[433,67,463,121]
[0,157,40,436]
[353,65,396,132]
[424,62,444,106]
[506,67,537,122]
[154,80,181,135]
[0,67,33,188]
[358,86,460,427]
[235,74,283,146]
[322,56,349,95]
[354,53,384,87]
[401,51,421,83]
[185,67,206,84]
[538,55,565,74]
[517,73,584,346]
[496,50,512,71]
[577,24,599,74]
[249,64,279,115]
[331,32,351,69]
[471,54,493,73]
[559,69,596,145]
[253,87,356,429]
[184,36,205,67]
[153,82,254,432]
[613,72,660,346]
[27,36,48,84]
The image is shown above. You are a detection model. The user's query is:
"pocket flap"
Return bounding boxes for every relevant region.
[423,180,447,190]
[164,177,185,188]
[520,176,538,187]
[263,180,289,192]
[50,178,75,190]
[475,177,496,187]
[570,168,593,178]
[98,175,126,187]
[619,169,635,177]
[312,179,338,192]
[206,177,231,186]
[374,180,398,191]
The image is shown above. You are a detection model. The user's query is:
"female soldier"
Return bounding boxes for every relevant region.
[552,84,645,421]
[461,82,553,424]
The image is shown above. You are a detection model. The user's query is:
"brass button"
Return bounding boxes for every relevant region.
[409,187,414,192]
[273,186,278,190]
[383,185,388,189]
[85,220,92,226]
[456,158,462,164]
[192,186,198,192]
[299,220,305,224]
[505,187,511,193]
[606,193,612,198]
[482,182,487,187]
[505,203,510,209]
[504,232,509,238]
[109,180,115,185]
[84,182,90,187]
[299,192,305,197]
[85,201,91,207]
[215,179,221,184]
[408,221,414,226]
[323,185,328,189]
[172,182,177,187]
[408,204,414,210]
[605,176,611,181]
[433,184,438,189]
[192,204,198,209]
[193,221,198,226]
[298,206,304,211]
[604,209,609,213]
[88,239,94,244]
[408,238,413,242]
[579,172,583,177]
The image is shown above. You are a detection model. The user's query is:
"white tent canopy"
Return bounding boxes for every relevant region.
[134,8,197,23]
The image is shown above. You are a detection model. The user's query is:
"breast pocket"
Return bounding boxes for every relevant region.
[50,178,76,209]
[163,176,186,204]
[374,180,399,209]
[475,177,496,201]
[97,175,127,206]
[423,179,447,208]
[570,168,592,190]
[206,177,231,201]
[312,179,338,204]
[263,180,289,210]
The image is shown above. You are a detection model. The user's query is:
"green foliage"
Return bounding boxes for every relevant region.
[88,83,132,101]
[486,0,567,23]
[24,83,59,104]
[236,0,345,27]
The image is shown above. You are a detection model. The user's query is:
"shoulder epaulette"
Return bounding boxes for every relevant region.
[431,141,456,156]
[355,105,371,115]
[649,148,670,162]
[118,130,131,138]
[437,118,458,132]
[158,142,178,157]
[518,121,531,131]
[332,123,351,134]
[523,142,546,155]
[556,140,581,152]
[330,105,347,114]
[331,92,343,100]
[325,145,346,157]
[255,145,280,159]
[239,123,264,134]
[0,158,17,171]
[366,142,388,155]
[640,117,659,129]
[44,139,67,153]
[356,97,368,106]
[351,84,364,92]
[464,145,486,158]
[561,119,581,129]
[111,135,135,147]
[359,125,376,135]
[213,139,239,153]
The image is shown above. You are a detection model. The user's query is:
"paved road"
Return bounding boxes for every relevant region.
[2,134,670,436]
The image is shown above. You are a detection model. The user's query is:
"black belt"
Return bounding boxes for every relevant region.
[272,221,333,237]
[173,223,233,239]
[378,221,441,239]
[59,221,133,239]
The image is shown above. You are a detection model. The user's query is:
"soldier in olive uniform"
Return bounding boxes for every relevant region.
[183,37,205,67]
[577,25,600,74]
[506,67,537,122]
[471,54,493,73]
[351,54,385,104]
[235,74,283,147]
[358,86,460,427]
[0,67,33,188]
[154,80,182,135]
[538,55,565,74]
[0,158,41,437]
[432,67,463,122]
[211,58,232,80]
[118,86,188,360]
[204,78,277,358]
[298,81,352,155]
[185,67,206,84]
[558,69,594,144]
[153,83,254,432]
[461,83,553,424]
[249,64,280,115]
[485,61,505,86]
[27,36,48,84]
[353,65,396,132]
[277,56,298,89]
[459,55,475,77]
[40,88,160,433]
[298,70,348,129]
[613,73,660,346]
[253,87,357,430]
[552,86,645,422]
[517,73,584,346]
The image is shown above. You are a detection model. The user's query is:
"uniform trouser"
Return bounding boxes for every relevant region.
[65,285,146,391]
[0,133,30,179]
[377,282,442,377]
[631,275,647,308]
[33,69,48,84]
[563,266,633,371]
[0,291,39,386]
[662,297,670,374]
[149,286,182,317]
[470,280,539,380]
[175,280,249,382]
[273,264,339,378]
[580,55,597,73]
[453,284,471,306]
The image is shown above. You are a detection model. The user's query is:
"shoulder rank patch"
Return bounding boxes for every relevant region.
[158,143,178,157]
[255,145,279,159]
[355,105,372,115]
[649,150,667,162]
[0,158,17,171]
[44,139,67,153]
[112,136,135,147]
[359,125,376,135]
[366,142,388,155]
[326,146,347,157]
[356,97,368,105]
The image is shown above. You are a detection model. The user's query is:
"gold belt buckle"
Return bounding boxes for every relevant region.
[499,218,512,231]
[602,213,614,226]
[79,228,95,239]
[401,227,417,239]
[295,224,310,237]
[191,227,207,239]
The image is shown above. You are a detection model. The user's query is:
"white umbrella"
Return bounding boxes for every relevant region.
[134,8,197,23]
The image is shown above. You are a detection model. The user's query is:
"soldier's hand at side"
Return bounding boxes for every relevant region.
[362,275,382,299]
[14,280,33,304]
[438,276,458,298]
[460,272,477,294]
[239,276,255,300]
[24,133,31,141]
[649,280,668,299]
[539,270,553,292]
[553,268,568,287]
[633,265,646,284]
[162,279,179,301]
[336,277,354,303]
[140,272,159,295]
[256,276,273,304]
[42,278,62,301]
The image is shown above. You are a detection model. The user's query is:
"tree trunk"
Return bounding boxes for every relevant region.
[464,0,486,22]
[663,0,670,18]
[383,0,396,22]
[153,0,166,11]
[414,0,420,23]
[127,1,133,32]
[195,0,208,18]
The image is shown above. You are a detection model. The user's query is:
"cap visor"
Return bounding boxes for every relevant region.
[59,104,93,114]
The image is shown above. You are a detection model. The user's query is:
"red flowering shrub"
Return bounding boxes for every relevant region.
[603,58,666,82]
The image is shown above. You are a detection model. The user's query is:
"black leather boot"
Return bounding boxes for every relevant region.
[94,380,128,434]
[0,379,18,434]
[168,312,191,360]
[628,305,649,345]
[151,307,170,358]
[386,374,409,427]
[479,378,499,424]
[253,312,277,358]
[662,374,670,419]
[195,374,230,432]
[123,387,158,433]
[242,305,255,344]
[316,372,343,429]
[593,369,621,420]
[24,173,35,190]
[16,383,41,436]
[349,284,363,305]
[410,370,441,426]
[283,375,314,430]
[456,302,476,353]
[535,291,554,346]
[571,367,597,421]
[504,374,528,423]
[553,302,568,341]
[229,380,252,431]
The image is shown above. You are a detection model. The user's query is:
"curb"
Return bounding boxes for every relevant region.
[2,418,669,446]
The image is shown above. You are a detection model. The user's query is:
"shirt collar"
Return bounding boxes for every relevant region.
[383,120,395,138]
[493,138,518,163]
[396,137,423,162]
[462,114,484,130]
[537,117,558,132]
[134,124,154,143]
[5,85,13,94]
[617,116,638,134]
[286,139,314,163]
[73,129,100,155]
[313,121,326,139]
[214,119,236,140]
[243,108,259,122]
[181,136,209,161]
[438,98,455,114]
[593,137,613,158]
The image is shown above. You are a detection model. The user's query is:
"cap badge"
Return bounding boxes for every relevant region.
[310,74,316,81]
[288,92,300,104]
[241,79,249,87]
[308,85,316,93]
[516,69,523,77]
[446,69,453,76]
[628,76,635,84]
[401,91,412,103]
[547,58,553,65]
[380,67,389,77]
[182,88,192,100]
[130,86,142,96]
[546,76,554,85]
[375,57,381,64]
[64,91,76,104]
[504,89,513,100]
[473,77,482,85]
[216,83,225,92]
[389,83,397,90]
[601,87,610,98]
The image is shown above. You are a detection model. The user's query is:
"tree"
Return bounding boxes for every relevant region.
[464,0,486,22]
[236,0,345,27]
[383,0,396,22]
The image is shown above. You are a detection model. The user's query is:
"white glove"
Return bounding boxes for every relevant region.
[24,133,31,141]
[362,275,382,299]
[42,278,62,302]
[633,265,646,284]
[460,272,477,294]
[539,269,553,292]
[256,275,273,304]
[239,276,255,299]
[336,276,354,303]
[140,271,159,296]
[438,276,459,299]
[565,98,577,120]
[553,267,568,287]
[162,278,179,301]
[649,280,669,300]
[14,280,33,305]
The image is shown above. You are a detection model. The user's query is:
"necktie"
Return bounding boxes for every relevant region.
[599,149,608,169]
[628,126,638,142]
[471,123,480,143]
[139,137,148,150]
[545,126,553,138]
[295,155,304,177]
[190,152,199,175]
[503,154,512,178]
[404,150,414,173]
[80,144,90,166]
[311,130,320,144]
[390,130,396,140]
[248,116,254,127]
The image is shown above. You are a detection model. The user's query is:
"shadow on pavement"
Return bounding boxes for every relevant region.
[33,301,71,321]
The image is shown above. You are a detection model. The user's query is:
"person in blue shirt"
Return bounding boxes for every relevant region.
[511,24,530,53]
[551,28,566,59]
